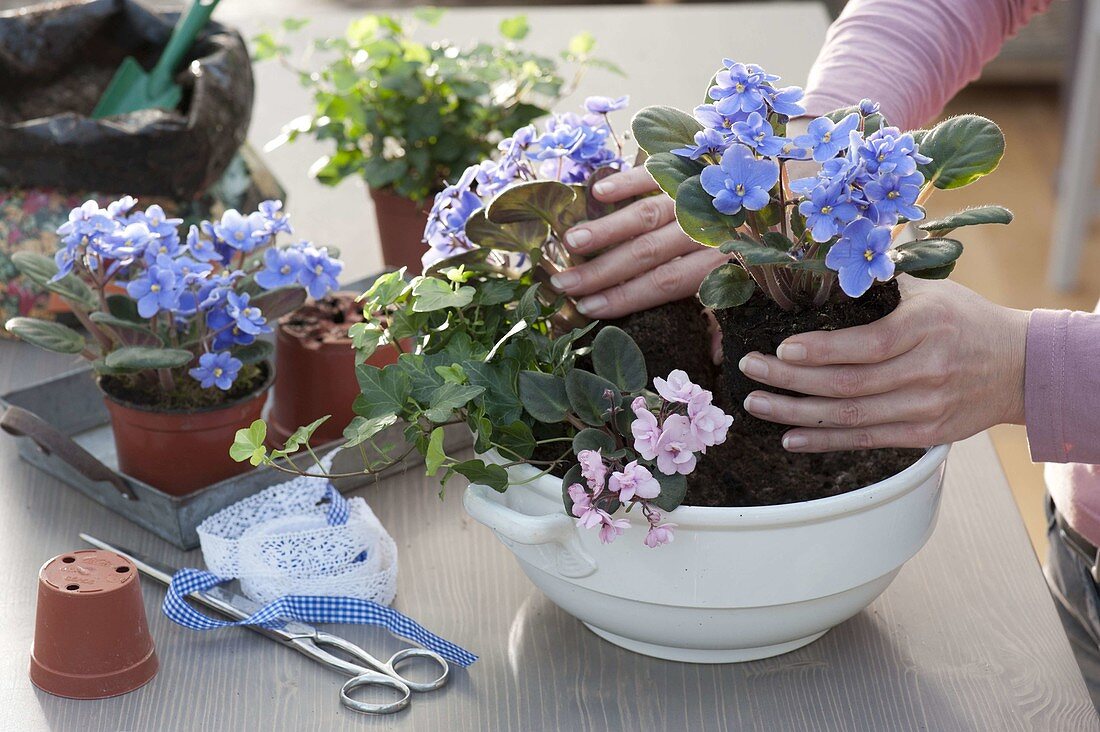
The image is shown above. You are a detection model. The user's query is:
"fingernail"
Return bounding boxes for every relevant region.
[776,343,806,362]
[782,434,809,451]
[565,228,592,250]
[738,354,768,379]
[550,270,580,291]
[576,295,606,316]
[593,181,614,197]
[744,394,771,416]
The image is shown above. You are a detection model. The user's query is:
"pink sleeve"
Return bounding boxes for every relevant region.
[1026,307,1100,464]
[801,0,1054,130]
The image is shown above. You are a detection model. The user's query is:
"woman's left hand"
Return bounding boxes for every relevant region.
[737,276,1030,452]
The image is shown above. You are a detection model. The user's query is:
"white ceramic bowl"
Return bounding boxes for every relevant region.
[464,444,950,663]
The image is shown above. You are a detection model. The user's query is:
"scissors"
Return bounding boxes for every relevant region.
[80,533,449,715]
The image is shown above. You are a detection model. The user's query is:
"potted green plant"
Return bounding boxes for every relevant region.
[5,197,341,495]
[254,9,615,272]
[234,75,1010,662]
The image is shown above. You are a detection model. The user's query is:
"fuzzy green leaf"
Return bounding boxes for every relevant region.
[11,252,97,309]
[698,263,755,309]
[250,286,309,322]
[572,427,616,456]
[674,175,745,248]
[565,369,620,426]
[720,234,794,266]
[890,237,964,274]
[464,208,549,253]
[651,471,687,511]
[5,317,86,354]
[231,340,274,366]
[591,326,647,392]
[88,312,161,347]
[645,152,704,199]
[518,370,570,423]
[918,205,1013,234]
[105,346,193,370]
[912,115,1005,190]
[486,180,578,229]
[632,106,703,156]
[561,463,584,515]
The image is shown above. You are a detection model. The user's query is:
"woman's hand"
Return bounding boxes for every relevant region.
[738,276,1029,452]
[550,166,728,319]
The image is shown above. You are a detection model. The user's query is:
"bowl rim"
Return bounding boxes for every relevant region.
[488,443,951,529]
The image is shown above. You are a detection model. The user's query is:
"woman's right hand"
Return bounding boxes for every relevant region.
[549,166,728,319]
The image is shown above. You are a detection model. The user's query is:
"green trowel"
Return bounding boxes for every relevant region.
[92,0,222,118]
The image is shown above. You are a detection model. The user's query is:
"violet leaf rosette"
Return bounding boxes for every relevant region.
[5,198,342,408]
[633,60,1012,309]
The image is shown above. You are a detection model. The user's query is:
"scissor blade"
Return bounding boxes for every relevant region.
[79,533,178,586]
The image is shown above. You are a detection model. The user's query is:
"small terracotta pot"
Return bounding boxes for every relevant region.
[269,297,400,447]
[30,549,158,699]
[100,363,274,495]
[369,187,431,274]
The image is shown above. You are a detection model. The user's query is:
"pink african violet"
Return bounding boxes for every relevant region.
[644,522,677,548]
[653,369,705,404]
[608,460,662,502]
[577,449,607,492]
[689,402,733,448]
[576,505,607,530]
[568,482,591,517]
[630,396,660,460]
[599,516,631,544]
[654,414,702,475]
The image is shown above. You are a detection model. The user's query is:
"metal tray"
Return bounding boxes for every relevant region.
[0,363,471,551]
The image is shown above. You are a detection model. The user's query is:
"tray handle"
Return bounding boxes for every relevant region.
[0,405,137,500]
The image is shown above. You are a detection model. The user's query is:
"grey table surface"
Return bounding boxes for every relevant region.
[1,2,1098,730]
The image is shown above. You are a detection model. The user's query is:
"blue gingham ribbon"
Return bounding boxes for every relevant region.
[163,569,477,667]
[163,481,477,667]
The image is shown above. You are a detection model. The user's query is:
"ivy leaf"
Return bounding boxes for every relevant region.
[498,14,529,40]
[465,359,523,424]
[342,413,398,449]
[424,382,485,423]
[5,317,86,354]
[354,364,411,419]
[453,459,509,492]
[495,421,536,460]
[591,326,646,392]
[425,427,448,476]
[918,205,1013,235]
[698,263,755,309]
[361,269,408,309]
[912,115,1005,189]
[410,277,476,312]
[674,175,744,248]
[650,472,687,512]
[567,31,596,57]
[890,237,964,275]
[348,322,383,361]
[105,346,193,370]
[565,369,620,426]
[572,428,616,456]
[631,106,703,156]
[644,152,704,199]
[230,419,268,465]
[518,370,570,423]
[272,415,331,457]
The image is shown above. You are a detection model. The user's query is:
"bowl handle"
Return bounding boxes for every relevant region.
[463,483,597,578]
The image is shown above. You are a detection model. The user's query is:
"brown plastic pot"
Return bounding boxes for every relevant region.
[369,187,432,274]
[100,363,274,495]
[269,297,400,446]
[30,549,158,700]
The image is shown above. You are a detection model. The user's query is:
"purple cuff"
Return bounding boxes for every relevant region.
[1025,308,1100,464]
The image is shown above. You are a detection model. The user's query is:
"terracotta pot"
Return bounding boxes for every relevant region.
[269,297,400,447]
[30,549,158,699]
[369,187,431,274]
[100,363,274,495]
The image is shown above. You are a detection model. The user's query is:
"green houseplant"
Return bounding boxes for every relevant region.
[255,9,615,271]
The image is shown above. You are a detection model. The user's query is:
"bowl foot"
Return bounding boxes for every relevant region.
[582,623,829,664]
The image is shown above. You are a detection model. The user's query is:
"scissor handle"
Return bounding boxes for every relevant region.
[386,647,450,693]
[340,672,411,715]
